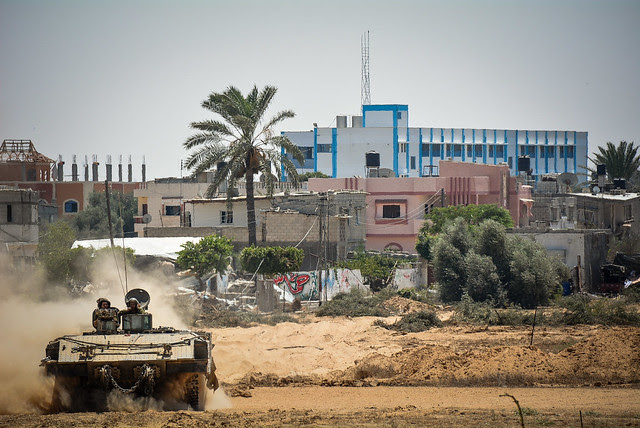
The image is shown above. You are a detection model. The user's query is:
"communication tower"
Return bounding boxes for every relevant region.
[361,31,371,106]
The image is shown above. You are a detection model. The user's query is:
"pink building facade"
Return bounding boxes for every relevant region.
[308,161,532,253]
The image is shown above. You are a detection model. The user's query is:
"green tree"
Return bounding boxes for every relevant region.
[240,245,304,276]
[299,171,330,181]
[590,141,640,181]
[176,235,234,288]
[417,204,513,239]
[463,251,501,302]
[431,218,562,307]
[507,237,559,308]
[73,191,137,239]
[183,85,304,245]
[475,220,511,285]
[336,251,400,292]
[38,220,77,282]
[432,218,471,302]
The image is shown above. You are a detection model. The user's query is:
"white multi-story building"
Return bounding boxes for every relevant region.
[282,104,588,181]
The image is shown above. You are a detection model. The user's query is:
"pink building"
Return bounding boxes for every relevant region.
[308,160,533,253]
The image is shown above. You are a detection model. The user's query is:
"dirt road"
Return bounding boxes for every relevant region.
[1,306,639,426]
[1,386,638,427]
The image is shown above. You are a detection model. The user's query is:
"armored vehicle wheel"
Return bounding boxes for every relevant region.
[50,377,85,413]
[186,374,207,411]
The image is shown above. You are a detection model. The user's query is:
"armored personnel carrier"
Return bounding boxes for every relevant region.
[41,289,218,412]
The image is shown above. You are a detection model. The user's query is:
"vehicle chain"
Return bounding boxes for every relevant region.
[99,364,155,395]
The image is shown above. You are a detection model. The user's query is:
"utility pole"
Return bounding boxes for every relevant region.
[318,193,328,304]
[105,180,115,248]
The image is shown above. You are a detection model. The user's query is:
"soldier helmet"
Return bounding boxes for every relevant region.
[127,297,139,305]
[96,298,111,308]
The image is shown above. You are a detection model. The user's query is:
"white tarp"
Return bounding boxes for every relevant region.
[72,237,203,259]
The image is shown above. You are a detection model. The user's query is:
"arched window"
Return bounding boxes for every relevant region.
[384,243,403,251]
[64,200,79,213]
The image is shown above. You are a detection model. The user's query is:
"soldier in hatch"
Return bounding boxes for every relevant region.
[119,297,146,315]
[92,297,119,330]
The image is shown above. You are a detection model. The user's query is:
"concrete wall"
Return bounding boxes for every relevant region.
[0,187,39,243]
[515,229,610,292]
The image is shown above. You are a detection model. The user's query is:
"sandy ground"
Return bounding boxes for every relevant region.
[1,306,640,426]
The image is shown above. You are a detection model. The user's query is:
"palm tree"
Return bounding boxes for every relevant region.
[183,85,303,245]
[590,141,640,181]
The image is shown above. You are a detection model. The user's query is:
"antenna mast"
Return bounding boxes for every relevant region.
[361,31,371,106]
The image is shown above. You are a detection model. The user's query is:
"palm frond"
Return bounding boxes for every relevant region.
[190,120,235,138]
[183,132,224,150]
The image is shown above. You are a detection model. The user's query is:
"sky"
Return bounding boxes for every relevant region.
[1,0,639,180]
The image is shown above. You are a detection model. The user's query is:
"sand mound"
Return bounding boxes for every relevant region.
[337,326,640,387]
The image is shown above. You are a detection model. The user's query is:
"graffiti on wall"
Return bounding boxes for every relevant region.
[393,268,420,290]
[275,270,319,301]
[275,269,367,302]
[274,272,312,295]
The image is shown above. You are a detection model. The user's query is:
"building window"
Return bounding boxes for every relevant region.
[6,205,12,223]
[410,156,416,170]
[142,203,148,215]
[545,146,555,157]
[524,146,536,157]
[64,200,78,213]
[317,144,332,153]
[424,203,434,216]
[467,146,473,157]
[489,145,494,157]
[165,205,181,216]
[475,145,483,157]
[399,143,408,153]
[382,205,401,219]
[300,146,313,159]
[453,144,462,157]
[565,146,574,158]
[432,144,441,157]
[221,210,233,224]
[421,143,429,156]
[496,146,504,158]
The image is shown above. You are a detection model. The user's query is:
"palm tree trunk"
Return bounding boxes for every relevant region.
[245,163,257,246]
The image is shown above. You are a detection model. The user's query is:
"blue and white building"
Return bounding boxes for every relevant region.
[283,104,588,181]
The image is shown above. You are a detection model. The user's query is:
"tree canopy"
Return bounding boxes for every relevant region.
[416,204,513,259]
[176,235,234,282]
[590,140,640,181]
[73,191,137,239]
[240,245,304,276]
[431,218,566,308]
[183,85,303,245]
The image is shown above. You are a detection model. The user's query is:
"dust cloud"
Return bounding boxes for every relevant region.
[0,249,195,414]
[206,387,232,410]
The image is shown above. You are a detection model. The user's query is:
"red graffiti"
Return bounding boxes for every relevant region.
[274,273,311,294]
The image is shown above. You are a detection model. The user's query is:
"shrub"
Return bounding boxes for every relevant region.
[316,288,392,317]
[554,295,640,326]
[374,310,442,333]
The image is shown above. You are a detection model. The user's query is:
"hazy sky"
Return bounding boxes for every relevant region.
[1,0,639,180]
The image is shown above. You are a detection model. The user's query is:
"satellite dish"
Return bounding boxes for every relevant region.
[593,186,601,195]
[142,213,152,224]
[558,172,578,186]
[558,172,578,190]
